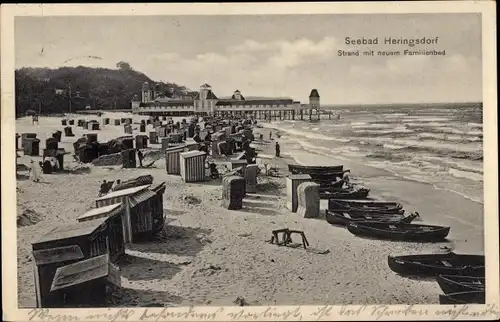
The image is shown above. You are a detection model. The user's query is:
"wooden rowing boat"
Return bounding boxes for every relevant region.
[439,291,485,304]
[388,253,485,277]
[288,164,344,175]
[347,222,450,241]
[320,187,370,200]
[325,210,418,226]
[436,275,485,294]
[328,199,404,214]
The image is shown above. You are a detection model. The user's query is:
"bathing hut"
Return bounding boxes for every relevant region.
[32,245,85,308]
[52,131,62,142]
[76,203,125,262]
[124,125,133,134]
[21,133,37,148]
[165,145,185,175]
[149,131,158,144]
[161,138,169,151]
[90,122,100,131]
[139,124,146,132]
[103,118,110,125]
[169,133,183,144]
[184,139,199,151]
[230,159,248,171]
[48,253,121,308]
[77,119,85,127]
[45,137,58,150]
[95,185,165,244]
[156,126,168,138]
[63,126,74,137]
[135,135,148,149]
[68,119,75,125]
[61,119,67,126]
[286,174,312,213]
[86,133,98,144]
[187,123,196,138]
[117,136,134,150]
[83,121,89,130]
[114,119,121,126]
[121,149,136,168]
[179,151,207,182]
[23,138,40,156]
[32,218,110,260]
[120,118,126,124]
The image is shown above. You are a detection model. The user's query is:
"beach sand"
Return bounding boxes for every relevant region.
[16,114,483,307]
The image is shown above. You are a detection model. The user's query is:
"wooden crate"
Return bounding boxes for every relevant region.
[32,219,109,260]
[179,151,207,182]
[48,253,121,308]
[165,145,185,175]
[77,203,125,262]
[286,174,312,212]
[32,245,85,308]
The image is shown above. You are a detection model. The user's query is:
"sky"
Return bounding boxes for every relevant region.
[15,14,482,105]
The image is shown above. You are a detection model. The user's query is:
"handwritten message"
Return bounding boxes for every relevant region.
[24,304,500,322]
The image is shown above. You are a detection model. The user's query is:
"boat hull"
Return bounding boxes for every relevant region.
[439,291,485,304]
[288,164,344,175]
[348,222,449,241]
[325,210,414,226]
[328,199,404,214]
[388,254,485,277]
[436,275,485,294]
[320,188,370,200]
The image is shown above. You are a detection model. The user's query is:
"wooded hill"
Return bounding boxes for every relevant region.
[15,65,196,117]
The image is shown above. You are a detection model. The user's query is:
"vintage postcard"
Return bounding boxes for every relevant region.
[1,2,498,321]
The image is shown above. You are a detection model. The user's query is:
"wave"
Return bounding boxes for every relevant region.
[365,160,483,204]
[272,126,352,143]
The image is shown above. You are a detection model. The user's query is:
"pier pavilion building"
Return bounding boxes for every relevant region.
[131,82,325,121]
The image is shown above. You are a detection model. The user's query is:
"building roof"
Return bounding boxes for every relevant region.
[143,101,194,107]
[128,189,157,209]
[95,184,151,201]
[206,90,218,100]
[309,89,320,98]
[200,83,212,88]
[180,150,206,159]
[50,253,121,292]
[34,218,107,244]
[231,93,246,100]
[77,203,122,222]
[216,99,294,106]
[32,245,84,266]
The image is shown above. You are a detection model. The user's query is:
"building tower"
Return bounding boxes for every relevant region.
[309,89,320,110]
[142,82,151,103]
[232,89,245,101]
[199,83,211,101]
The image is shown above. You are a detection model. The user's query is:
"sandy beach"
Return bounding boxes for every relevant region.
[16,113,483,307]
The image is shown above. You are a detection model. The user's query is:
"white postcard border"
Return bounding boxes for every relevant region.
[1,2,498,321]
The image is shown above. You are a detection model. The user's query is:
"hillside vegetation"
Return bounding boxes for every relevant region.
[15,63,195,117]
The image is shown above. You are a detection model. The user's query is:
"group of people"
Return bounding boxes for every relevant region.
[98,179,121,197]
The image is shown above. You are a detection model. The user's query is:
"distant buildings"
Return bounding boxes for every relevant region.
[132,82,321,117]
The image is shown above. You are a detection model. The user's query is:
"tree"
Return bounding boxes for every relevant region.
[116,61,132,71]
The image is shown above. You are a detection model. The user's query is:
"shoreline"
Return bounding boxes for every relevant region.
[260,121,484,205]
[16,114,483,307]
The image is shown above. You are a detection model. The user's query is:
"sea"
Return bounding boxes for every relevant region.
[263,103,484,204]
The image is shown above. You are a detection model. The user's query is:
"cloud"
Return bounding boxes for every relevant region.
[143,37,480,104]
[148,37,338,97]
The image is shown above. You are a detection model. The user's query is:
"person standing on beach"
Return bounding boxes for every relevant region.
[269,131,273,140]
[29,159,40,182]
[342,170,351,188]
[137,149,144,167]
[275,142,281,158]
